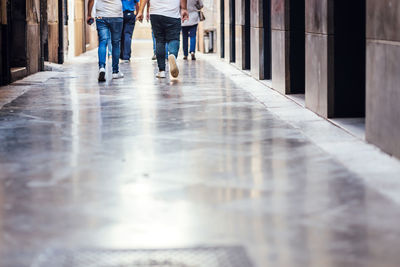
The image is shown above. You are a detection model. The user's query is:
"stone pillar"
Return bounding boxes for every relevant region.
[305,0,333,118]
[217,0,225,58]
[271,0,305,94]
[305,0,365,118]
[27,0,41,74]
[47,0,59,63]
[250,0,268,80]
[235,0,245,69]
[224,0,235,62]
[366,0,400,159]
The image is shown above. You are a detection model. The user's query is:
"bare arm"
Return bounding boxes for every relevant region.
[180,0,189,22]
[146,1,151,21]
[135,0,140,14]
[87,0,94,18]
[180,0,187,9]
[136,0,149,22]
[87,0,95,23]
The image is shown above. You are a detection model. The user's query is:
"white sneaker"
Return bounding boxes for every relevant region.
[112,72,124,79]
[156,71,166,78]
[168,54,179,78]
[122,59,130,64]
[98,68,106,82]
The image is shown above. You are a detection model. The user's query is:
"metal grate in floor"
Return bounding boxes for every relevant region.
[32,247,253,267]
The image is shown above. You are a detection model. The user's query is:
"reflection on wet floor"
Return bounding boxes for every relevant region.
[1,45,400,267]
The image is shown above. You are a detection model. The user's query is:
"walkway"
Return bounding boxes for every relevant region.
[1,42,400,267]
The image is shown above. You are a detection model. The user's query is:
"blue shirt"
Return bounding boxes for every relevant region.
[122,0,139,12]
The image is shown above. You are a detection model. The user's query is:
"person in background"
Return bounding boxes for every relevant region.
[182,0,202,60]
[87,0,124,81]
[137,0,189,79]
[120,0,140,63]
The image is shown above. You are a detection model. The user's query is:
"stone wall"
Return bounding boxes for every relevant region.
[366,0,400,158]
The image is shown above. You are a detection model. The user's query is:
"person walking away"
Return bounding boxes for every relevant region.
[120,0,140,63]
[146,2,169,61]
[182,0,202,60]
[87,0,124,82]
[137,0,189,78]
[92,0,113,60]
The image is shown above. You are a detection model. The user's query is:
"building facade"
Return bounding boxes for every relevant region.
[0,0,97,85]
[216,0,400,159]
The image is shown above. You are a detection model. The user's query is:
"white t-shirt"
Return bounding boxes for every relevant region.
[150,0,181,19]
[96,0,123,17]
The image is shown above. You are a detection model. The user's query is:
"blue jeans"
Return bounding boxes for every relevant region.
[120,11,136,60]
[150,15,181,71]
[152,31,168,58]
[96,17,123,73]
[182,24,198,56]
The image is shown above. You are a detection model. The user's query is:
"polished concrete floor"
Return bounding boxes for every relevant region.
[1,42,400,267]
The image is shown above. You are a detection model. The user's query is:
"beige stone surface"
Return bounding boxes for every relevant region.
[1,0,6,24]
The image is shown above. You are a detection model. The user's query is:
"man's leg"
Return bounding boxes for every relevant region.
[122,12,136,60]
[109,17,123,73]
[107,30,112,57]
[96,19,109,69]
[165,17,181,78]
[189,24,198,54]
[165,17,181,58]
[182,26,189,57]
[152,31,156,53]
[151,15,167,72]
[120,21,126,60]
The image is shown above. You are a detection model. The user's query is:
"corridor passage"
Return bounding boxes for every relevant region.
[1,43,400,267]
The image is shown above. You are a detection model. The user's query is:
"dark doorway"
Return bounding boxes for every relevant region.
[229,0,235,62]
[244,0,251,69]
[1,5,11,85]
[58,0,65,64]
[40,0,49,69]
[289,0,305,93]
[333,0,366,117]
[263,0,271,79]
[10,0,27,68]
[220,0,225,58]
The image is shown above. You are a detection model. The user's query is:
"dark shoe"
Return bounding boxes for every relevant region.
[152,54,157,60]
[183,56,188,60]
[191,52,196,60]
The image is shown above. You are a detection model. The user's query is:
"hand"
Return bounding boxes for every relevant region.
[181,8,189,22]
[136,11,144,22]
[87,16,94,25]
[146,12,150,22]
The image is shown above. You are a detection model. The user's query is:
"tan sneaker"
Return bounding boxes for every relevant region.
[168,54,179,78]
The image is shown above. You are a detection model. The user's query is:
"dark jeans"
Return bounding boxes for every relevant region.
[182,24,198,56]
[150,14,181,71]
[120,11,136,60]
[96,17,123,73]
[152,31,168,59]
